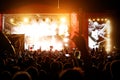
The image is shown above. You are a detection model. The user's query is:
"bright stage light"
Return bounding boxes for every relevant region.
[105,18,108,21]
[97,18,100,21]
[65,32,69,37]
[105,20,111,53]
[10,18,14,23]
[101,18,104,21]
[63,38,69,42]
[60,17,66,23]
[45,18,50,23]
[92,19,95,21]
[23,17,29,23]
[64,43,68,47]
[5,14,70,51]
[59,23,68,35]
[88,19,90,21]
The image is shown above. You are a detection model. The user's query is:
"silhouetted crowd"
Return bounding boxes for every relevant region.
[0,46,120,80]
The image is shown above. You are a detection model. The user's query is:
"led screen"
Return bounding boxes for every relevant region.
[88,18,110,50]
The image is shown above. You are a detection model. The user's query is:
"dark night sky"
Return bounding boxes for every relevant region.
[0,0,120,48]
[0,0,119,12]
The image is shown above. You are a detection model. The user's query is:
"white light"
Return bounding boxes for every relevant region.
[88,19,91,21]
[105,20,111,53]
[65,43,68,47]
[9,14,70,51]
[63,38,69,42]
[10,18,14,23]
[45,18,50,23]
[97,18,100,21]
[23,17,29,23]
[94,21,98,26]
[60,17,66,23]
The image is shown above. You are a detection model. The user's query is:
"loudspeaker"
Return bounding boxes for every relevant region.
[0,32,16,57]
[6,34,24,54]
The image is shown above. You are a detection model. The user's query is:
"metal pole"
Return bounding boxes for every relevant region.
[58,0,59,9]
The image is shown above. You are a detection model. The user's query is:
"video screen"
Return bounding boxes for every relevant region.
[88,18,111,50]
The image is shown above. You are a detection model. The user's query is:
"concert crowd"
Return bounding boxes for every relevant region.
[0,32,120,80]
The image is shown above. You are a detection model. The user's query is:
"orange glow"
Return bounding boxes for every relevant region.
[97,18,100,21]
[10,18,14,23]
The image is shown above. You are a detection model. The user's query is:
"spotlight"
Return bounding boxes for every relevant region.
[23,17,29,23]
